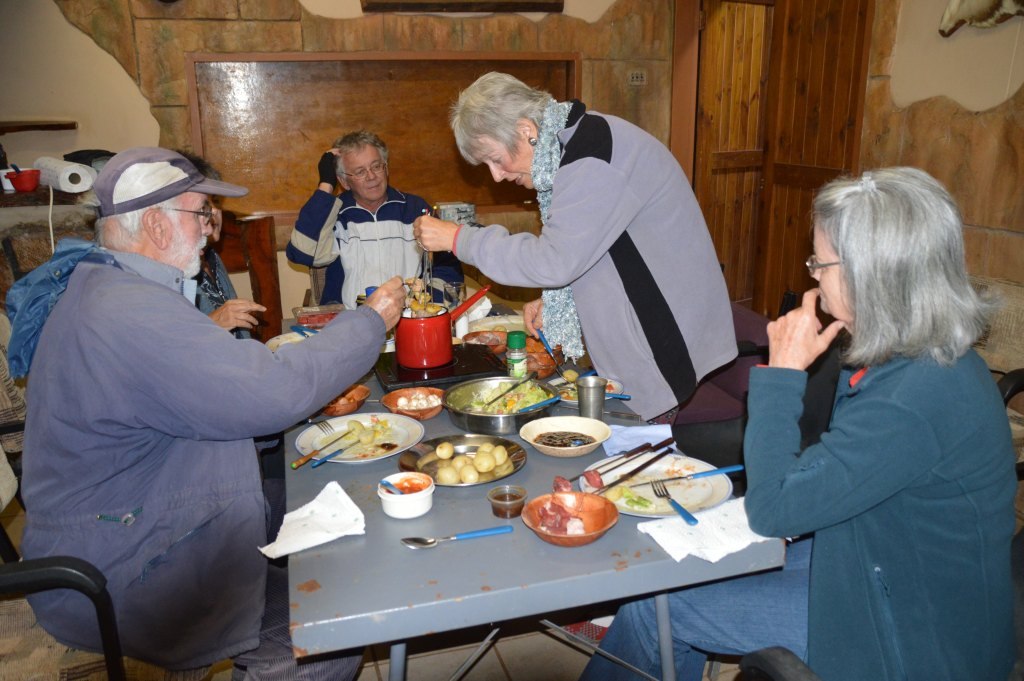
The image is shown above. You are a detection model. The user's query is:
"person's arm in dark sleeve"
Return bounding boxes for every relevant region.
[287,191,339,267]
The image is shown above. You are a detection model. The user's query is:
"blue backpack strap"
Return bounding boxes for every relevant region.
[6,239,115,378]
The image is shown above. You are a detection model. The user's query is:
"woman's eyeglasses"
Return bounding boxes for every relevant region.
[805,254,842,276]
[343,161,387,181]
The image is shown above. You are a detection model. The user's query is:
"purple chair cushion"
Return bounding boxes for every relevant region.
[674,380,745,424]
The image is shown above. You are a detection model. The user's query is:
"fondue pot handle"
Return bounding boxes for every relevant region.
[449,285,491,322]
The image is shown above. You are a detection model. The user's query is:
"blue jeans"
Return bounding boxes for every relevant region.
[579,537,811,681]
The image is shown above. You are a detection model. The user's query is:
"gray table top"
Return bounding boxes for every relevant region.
[285,377,784,657]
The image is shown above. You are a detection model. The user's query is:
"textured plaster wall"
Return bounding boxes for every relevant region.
[39,0,670,155]
[0,0,656,310]
[863,0,1024,285]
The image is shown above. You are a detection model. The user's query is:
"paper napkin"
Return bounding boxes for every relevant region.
[605,424,673,457]
[259,481,365,559]
[637,498,773,563]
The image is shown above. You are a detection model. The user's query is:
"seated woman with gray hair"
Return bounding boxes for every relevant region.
[579,167,1017,681]
[414,72,736,423]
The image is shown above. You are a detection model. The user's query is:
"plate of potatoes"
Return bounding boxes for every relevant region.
[398,434,526,486]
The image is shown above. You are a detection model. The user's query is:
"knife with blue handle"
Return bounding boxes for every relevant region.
[629,465,745,488]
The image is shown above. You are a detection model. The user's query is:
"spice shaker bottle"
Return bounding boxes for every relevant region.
[506,331,527,378]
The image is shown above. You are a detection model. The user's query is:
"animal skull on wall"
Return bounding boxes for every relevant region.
[940,0,1024,36]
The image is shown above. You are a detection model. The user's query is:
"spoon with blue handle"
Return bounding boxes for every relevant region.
[380,480,404,495]
[535,329,570,382]
[518,395,561,413]
[290,325,318,337]
[402,525,513,549]
[606,393,631,400]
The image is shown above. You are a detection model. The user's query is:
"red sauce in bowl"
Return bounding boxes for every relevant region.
[395,476,431,494]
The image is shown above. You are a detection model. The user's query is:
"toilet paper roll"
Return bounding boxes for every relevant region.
[33,156,97,193]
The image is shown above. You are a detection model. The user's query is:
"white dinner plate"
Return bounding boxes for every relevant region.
[578,452,732,518]
[295,413,425,464]
[466,314,525,333]
[547,377,624,405]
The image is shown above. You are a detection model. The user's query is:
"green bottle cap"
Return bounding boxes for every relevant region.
[507,330,527,349]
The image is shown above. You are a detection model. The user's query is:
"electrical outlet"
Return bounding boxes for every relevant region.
[628,70,647,87]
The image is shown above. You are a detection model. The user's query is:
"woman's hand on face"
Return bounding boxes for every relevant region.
[767,289,845,371]
[208,299,267,332]
[523,298,544,337]
[365,276,406,331]
[413,215,459,252]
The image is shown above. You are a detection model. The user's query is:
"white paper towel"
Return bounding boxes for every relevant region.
[34,156,96,193]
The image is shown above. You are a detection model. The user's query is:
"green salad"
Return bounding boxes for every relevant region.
[469,382,549,415]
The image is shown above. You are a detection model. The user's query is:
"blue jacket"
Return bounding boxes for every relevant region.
[19,249,385,668]
[744,354,1016,681]
[286,186,462,308]
[6,238,108,378]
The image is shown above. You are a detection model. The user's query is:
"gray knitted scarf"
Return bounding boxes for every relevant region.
[534,99,584,361]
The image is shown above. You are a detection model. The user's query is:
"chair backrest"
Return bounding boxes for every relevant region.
[212,213,282,343]
[971,276,1024,375]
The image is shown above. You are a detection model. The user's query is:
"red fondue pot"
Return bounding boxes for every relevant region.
[395,285,491,368]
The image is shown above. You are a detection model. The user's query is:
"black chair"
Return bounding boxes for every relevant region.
[0,555,127,681]
[740,647,822,681]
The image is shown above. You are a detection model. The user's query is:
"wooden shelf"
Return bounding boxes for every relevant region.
[0,120,77,135]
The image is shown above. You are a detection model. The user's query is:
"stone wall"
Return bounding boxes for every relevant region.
[862,0,1024,286]
[53,0,673,152]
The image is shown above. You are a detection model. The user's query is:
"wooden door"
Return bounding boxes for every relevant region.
[692,0,774,305]
[753,0,874,315]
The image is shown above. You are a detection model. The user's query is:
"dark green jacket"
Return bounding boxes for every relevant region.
[744,352,1015,681]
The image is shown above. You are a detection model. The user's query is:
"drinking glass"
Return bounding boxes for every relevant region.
[444,282,466,309]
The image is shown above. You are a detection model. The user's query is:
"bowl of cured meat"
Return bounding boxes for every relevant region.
[522,492,619,547]
[321,383,371,416]
[519,416,611,458]
[462,330,507,355]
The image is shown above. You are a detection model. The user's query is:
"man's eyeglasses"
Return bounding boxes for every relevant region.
[167,204,214,226]
[343,161,387,181]
[806,254,842,276]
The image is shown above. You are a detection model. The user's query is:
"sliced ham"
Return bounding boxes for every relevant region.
[583,469,604,489]
[552,476,573,493]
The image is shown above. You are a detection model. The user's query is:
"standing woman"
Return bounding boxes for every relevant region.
[580,167,1017,681]
[414,72,736,422]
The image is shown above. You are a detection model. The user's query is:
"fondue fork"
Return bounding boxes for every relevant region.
[593,447,674,496]
[567,437,674,484]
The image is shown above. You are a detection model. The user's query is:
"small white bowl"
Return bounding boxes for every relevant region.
[378,472,435,519]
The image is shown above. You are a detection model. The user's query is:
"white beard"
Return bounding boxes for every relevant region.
[168,223,204,279]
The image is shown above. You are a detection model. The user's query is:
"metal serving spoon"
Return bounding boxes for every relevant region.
[401,525,513,549]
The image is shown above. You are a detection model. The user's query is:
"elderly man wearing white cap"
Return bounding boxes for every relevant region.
[7,147,404,679]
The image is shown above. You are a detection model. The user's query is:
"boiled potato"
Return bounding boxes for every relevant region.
[491,445,508,466]
[472,450,496,473]
[477,442,494,453]
[459,465,480,484]
[347,420,365,434]
[493,459,514,476]
[358,430,375,445]
[436,459,452,469]
[436,442,455,459]
[451,454,471,471]
[436,466,460,485]
[562,369,579,383]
